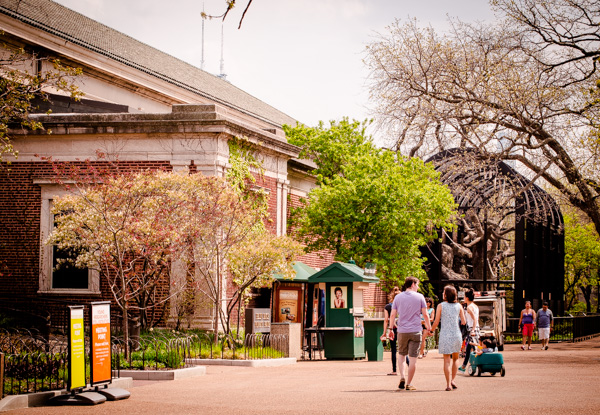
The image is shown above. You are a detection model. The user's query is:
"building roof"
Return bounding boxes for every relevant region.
[0,0,297,128]
[274,261,318,283]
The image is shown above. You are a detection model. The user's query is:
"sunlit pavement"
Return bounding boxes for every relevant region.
[6,336,600,414]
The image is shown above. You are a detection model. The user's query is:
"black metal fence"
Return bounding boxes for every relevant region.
[506,314,600,343]
[111,332,199,374]
[243,333,289,360]
[2,329,289,398]
[0,329,68,398]
[571,314,600,340]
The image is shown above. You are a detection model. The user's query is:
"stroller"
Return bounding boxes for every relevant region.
[467,352,505,377]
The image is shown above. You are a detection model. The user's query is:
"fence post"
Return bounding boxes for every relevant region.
[1,352,4,399]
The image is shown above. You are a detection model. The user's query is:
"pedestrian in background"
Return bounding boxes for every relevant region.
[381,286,401,375]
[537,301,554,350]
[459,288,479,373]
[518,300,536,350]
[418,297,435,358]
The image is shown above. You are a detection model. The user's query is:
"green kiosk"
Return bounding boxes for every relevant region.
[307,262,380,360]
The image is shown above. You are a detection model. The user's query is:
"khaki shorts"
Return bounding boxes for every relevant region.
[397,332,422,358]
[538,327,550,340]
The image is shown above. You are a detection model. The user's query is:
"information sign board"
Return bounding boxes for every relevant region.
[68,306,86,390]
[90,301,112,385]
[244,308,271,333]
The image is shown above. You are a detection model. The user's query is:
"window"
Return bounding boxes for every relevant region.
[51,244,89,289]
[37,181,100,294]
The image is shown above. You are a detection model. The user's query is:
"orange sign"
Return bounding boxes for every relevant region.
[91,302,111,385]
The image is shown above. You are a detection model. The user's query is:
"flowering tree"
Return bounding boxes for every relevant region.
[48,169,188,354]
[226,231,303,337]
[1,47,81,161]
[173,171,269,338]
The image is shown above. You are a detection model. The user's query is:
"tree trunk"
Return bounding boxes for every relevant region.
[580,285,592,313]
[596,274,600,314]
[122,304,130,359]
[471,239,483,281]
[214,252,221,345]
[237,297,241,340]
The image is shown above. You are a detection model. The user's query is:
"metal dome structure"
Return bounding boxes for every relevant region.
[424,148,565,315]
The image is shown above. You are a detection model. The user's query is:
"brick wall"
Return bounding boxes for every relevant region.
[254,174,279,235]
[0,160,175,329]
[286,192,335,270]
[365,283,388,313]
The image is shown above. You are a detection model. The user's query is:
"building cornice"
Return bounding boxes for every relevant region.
[10,104,301,160]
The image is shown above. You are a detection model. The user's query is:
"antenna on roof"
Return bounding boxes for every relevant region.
[218,21,227,80]
[200,3,205,70]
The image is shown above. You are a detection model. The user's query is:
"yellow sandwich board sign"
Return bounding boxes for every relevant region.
[68,305,86,390]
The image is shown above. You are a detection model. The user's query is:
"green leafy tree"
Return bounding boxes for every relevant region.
[285,121,457,287]
[284,118,377,185]
[564,210,600,313]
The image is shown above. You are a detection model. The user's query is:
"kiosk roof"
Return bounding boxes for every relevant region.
[273,261,318,283]
[308,262,379,283]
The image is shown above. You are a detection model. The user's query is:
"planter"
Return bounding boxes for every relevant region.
[113,365,206,380]
[187,357,296,367]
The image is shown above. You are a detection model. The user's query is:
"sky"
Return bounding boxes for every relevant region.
[53,0,496,142]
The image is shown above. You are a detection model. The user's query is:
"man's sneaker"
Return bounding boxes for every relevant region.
[544,345,549,350]
[458,366,466,373]
[398,378,406,389]
[405,385,417,391]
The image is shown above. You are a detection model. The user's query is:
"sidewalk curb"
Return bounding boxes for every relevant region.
[187,357,297,367]
[113,365,206,380]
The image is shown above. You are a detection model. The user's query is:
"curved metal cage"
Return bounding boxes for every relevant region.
[427,148,563,230]
[425,148,565,316]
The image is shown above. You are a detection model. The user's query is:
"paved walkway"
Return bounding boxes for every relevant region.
[6,337,600,414]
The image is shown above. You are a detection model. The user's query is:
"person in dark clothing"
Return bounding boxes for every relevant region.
[381,286,401,375]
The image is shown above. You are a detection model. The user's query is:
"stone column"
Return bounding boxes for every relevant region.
[271,323,302,360]
[276,178,289,236]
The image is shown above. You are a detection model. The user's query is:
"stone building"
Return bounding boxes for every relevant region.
[0,0,389,332]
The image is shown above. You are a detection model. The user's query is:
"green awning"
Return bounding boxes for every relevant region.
[308,262,379,283]
[274,261,318,283]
